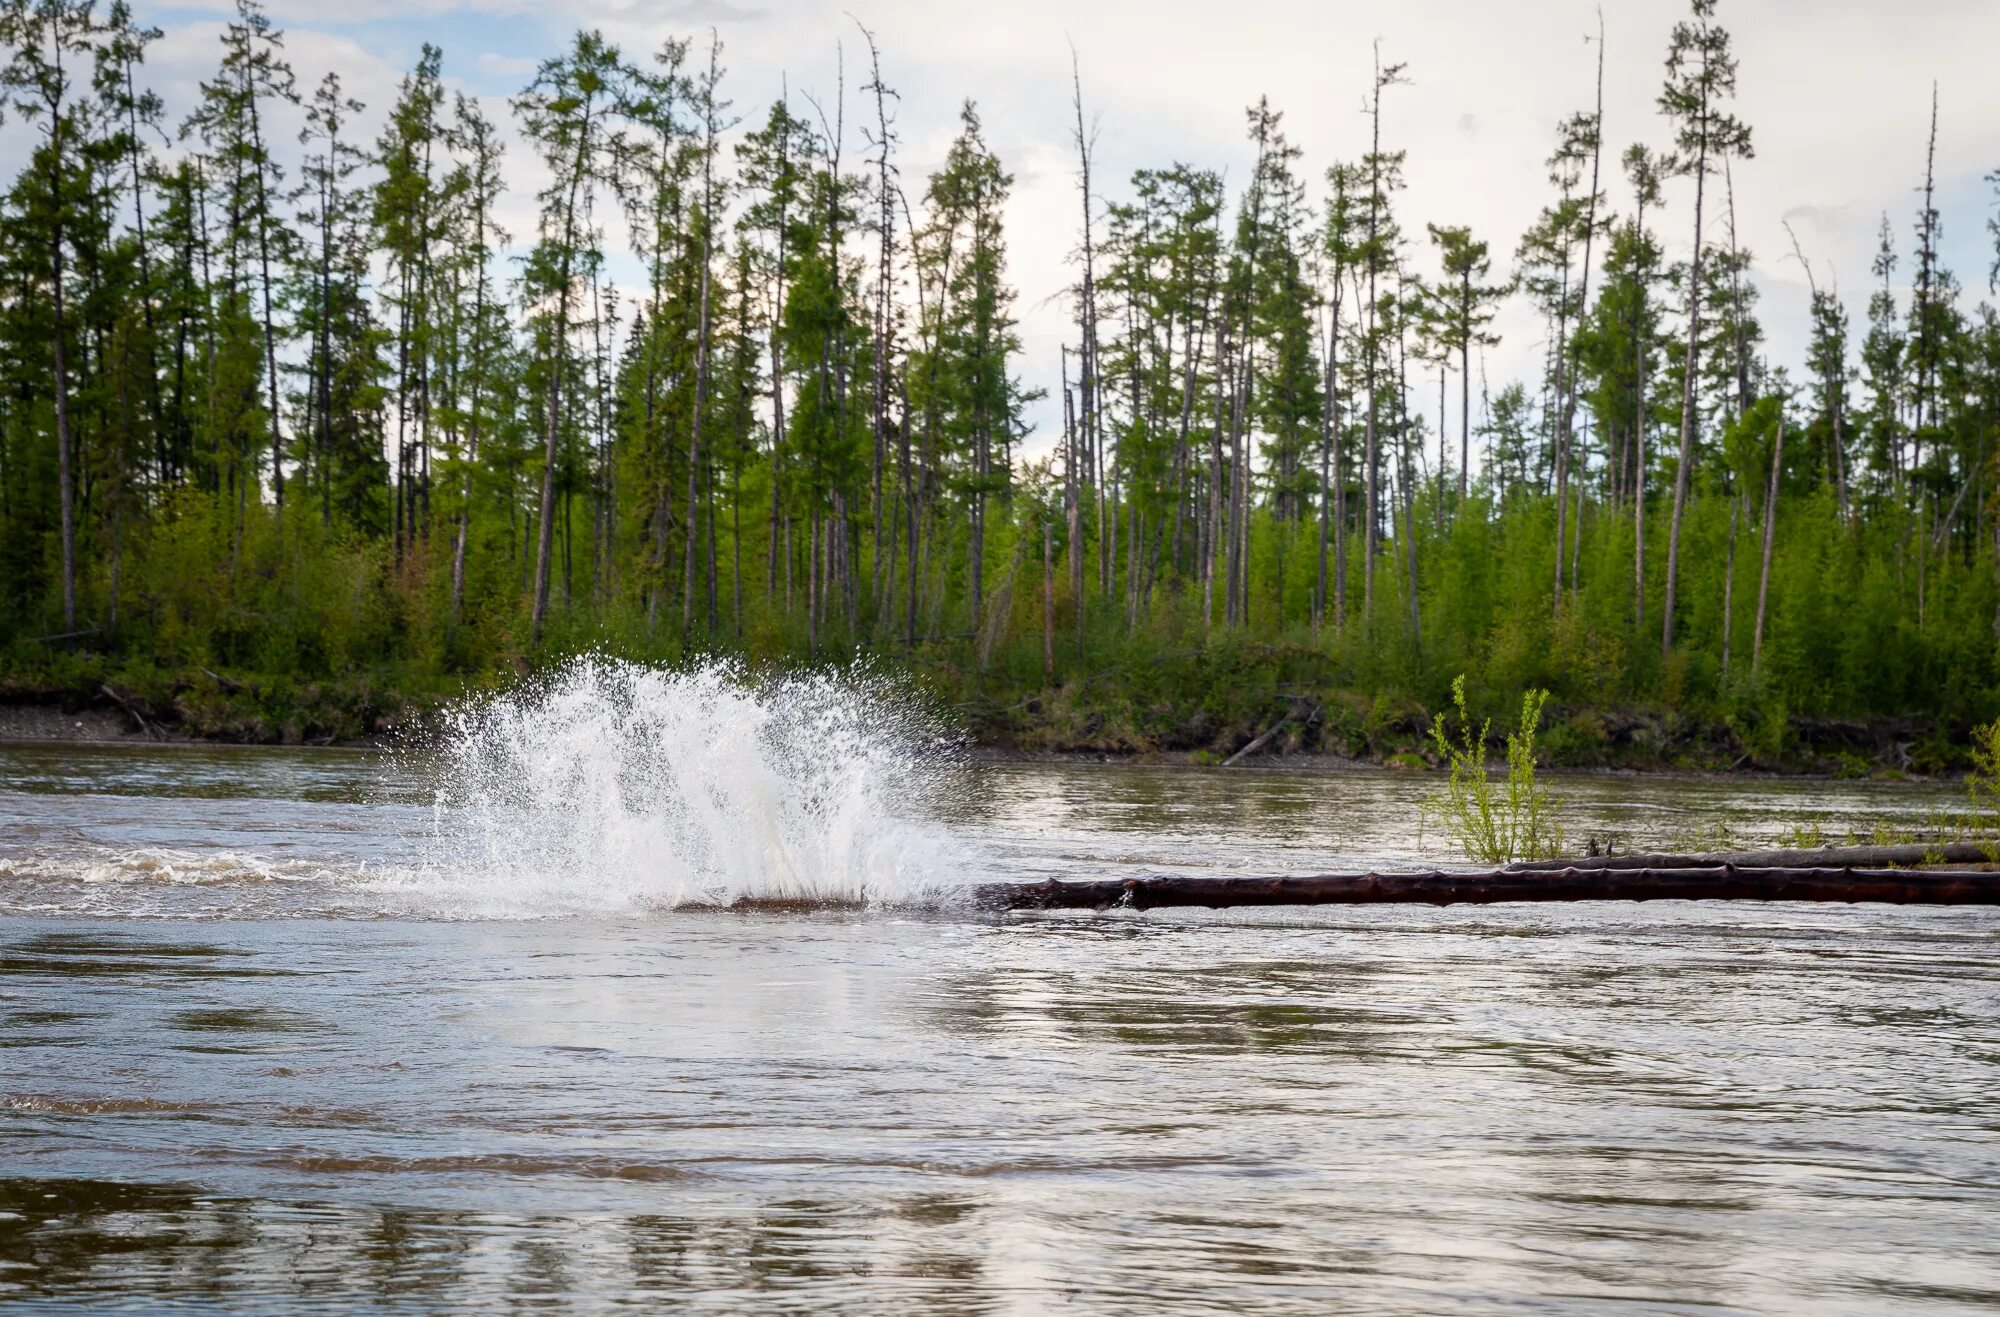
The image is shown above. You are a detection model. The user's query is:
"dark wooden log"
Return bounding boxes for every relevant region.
[1507,841,1995,872]
[975,866,2000,912]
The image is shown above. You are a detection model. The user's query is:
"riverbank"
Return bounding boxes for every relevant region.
[0,652,1964,780]
[0,668,414,748]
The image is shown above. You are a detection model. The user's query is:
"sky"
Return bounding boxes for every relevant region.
[59,0,2000,461]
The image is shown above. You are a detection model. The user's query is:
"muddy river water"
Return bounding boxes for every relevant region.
[3,708,1997,1312]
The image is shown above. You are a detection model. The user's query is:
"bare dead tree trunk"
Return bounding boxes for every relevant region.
[858,24,895,630]
[1070,47,1102,610]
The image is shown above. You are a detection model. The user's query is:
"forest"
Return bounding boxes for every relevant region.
[3,0,1999,768]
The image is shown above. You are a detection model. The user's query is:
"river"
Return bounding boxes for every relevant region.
[3,690,1998,1312]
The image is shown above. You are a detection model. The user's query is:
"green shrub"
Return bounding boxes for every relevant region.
[1419,674,1565,864]
[1967,719,2000,854]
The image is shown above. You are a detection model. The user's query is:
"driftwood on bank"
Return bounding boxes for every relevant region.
[1221,718,1289,768]
[976,866,2000,912]
[97,684,162,741]
[1221,698,1321,767]
[1506,841,1995,872]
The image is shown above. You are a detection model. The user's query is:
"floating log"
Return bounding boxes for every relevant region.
[976,866,2000,912]
[1507,841,1996,872]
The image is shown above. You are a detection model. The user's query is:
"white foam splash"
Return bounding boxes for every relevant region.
[0,848,337,887]
[392,657,967,917]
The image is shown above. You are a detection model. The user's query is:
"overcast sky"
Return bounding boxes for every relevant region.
[83,0,2000,457]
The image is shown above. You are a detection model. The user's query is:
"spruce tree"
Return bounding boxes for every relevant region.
[1426,224,1504,506]
[514,29,622,644]
[188,0,296,510]
[1657,0,1752,662]
[294,70,383,531]
[1,0,99,628]
[374,44,444,556]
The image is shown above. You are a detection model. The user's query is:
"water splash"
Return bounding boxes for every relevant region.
[0,849,327,887]
[400,657,966,916]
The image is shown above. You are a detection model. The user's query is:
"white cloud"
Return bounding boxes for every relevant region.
[474,51,540,79]
[156,0,527,23]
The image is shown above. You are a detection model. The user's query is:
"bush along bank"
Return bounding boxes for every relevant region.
[951,645,1969,778]
[0,642,1973,777]
[0,655,444,746]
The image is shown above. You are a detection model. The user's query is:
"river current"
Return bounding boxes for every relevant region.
[2,668,1997,1312]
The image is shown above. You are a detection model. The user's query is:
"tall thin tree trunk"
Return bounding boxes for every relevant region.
[1548,238,1575,615]
[121,58,166,482]
[1070,49,1103,608]
[314,157,333,525]
[1063,350,1083,655]
[1204,324,1226,629]
[530,113,593,645]
[1633,190,1649,630]
[1554,20,1605,605]
[683,53,720,635]
[862,29,894,626]
[451,189,490,624]
[1752,414,1783,673]
[902,380,918,647]
[1662,133,1708,660]
[1042,513,1055,678]
[1721,491,1739,676]
[247,87,285,509]
[52,228,77,631]
[1436,361,1448,533]
[1458,272,1471,504]
[1313,296,1336,636]
[1400,323,1421,651]
[1363,319,1378,622]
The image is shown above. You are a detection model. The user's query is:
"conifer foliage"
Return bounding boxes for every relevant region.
[4,0,2000,736]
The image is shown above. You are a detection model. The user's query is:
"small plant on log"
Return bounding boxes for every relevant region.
[1420,676,1565,864]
